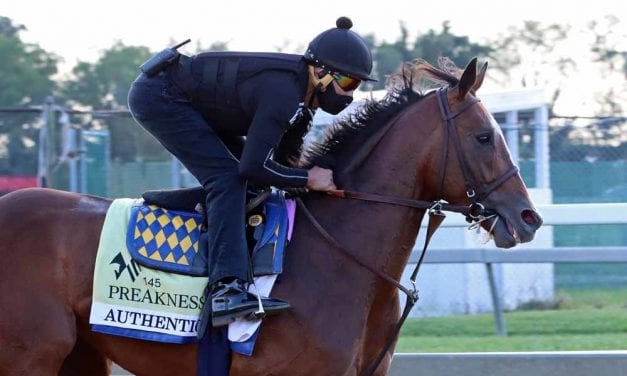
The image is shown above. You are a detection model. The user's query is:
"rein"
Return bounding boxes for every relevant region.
[296,88,519,375]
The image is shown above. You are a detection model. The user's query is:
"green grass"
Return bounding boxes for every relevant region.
[397,287,627,352]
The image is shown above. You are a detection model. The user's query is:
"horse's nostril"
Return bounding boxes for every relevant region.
[521,209,540,226]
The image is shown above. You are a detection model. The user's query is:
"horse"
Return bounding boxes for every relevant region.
[0,58,542,376]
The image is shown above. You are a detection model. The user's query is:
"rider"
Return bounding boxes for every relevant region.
[127,16,375,331]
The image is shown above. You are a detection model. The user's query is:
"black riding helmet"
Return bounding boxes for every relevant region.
[304,17,376,81]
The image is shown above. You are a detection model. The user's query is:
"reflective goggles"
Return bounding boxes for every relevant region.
[330,72,361,91]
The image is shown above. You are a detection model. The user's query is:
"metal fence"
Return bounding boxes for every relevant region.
[0,101,625,239]
[0,101,624,198]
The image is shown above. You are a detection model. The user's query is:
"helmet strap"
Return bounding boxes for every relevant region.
[308,66,334,93]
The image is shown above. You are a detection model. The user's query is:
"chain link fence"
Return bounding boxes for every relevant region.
[0,104,625,200]
[0,104,625,246]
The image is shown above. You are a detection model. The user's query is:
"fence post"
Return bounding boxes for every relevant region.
[486,263,507,337]
[505,111,519,165]
[534,106,550,189]
[37,96,55,187]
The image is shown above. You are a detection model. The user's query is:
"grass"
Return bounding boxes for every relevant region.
[396,287,627,352]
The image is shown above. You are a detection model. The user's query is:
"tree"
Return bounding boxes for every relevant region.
[60,42,156,162]
[62,41,152,109]
[369,22,493,90]
[589,16,626,115]
[489,21,575,116]
[0,16,59,106]
[61,40,230,162]
[411,21,493,69]
[0,16,59,175]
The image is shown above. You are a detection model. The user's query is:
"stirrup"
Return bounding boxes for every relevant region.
[249,280,266,319]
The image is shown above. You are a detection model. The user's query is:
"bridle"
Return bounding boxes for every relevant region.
[295,87,519,375]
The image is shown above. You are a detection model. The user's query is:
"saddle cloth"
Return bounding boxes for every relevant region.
[89,196,295,356]
[128,191,291,277]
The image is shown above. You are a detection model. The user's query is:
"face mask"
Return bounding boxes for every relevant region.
[317,85,353,114]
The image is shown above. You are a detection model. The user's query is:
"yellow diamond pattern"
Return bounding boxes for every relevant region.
[179,236,193,252]
[167,232,179,249]
[157,214,170,227]
[144,212,156,224]
[141,228,154,243]
[131,204,203,268]
[149,251,163,261]
[185,218,197,233]
[172,216,184,230]
[155,230,166,247]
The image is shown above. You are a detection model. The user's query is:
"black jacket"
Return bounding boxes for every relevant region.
[170,52,312,188]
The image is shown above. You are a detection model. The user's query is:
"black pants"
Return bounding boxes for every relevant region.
[128,72,249,285]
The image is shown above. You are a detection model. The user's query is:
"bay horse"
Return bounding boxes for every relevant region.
[0,58,542,376]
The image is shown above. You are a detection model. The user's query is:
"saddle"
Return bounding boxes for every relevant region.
[128,186,291,277]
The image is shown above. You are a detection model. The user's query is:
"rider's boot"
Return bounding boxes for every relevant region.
[210,278,290,327]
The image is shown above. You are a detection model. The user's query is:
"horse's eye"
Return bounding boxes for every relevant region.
[476,133,492,144]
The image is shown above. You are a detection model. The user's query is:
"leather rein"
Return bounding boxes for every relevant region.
[295,88,519,375]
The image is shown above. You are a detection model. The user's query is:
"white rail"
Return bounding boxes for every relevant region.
[429,202,627,227]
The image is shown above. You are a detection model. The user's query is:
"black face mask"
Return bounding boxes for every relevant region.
[317,85,353,114]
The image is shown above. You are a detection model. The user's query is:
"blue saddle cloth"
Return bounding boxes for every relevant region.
[126,191,290,277]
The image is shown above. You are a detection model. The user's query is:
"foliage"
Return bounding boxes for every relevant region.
[62,41,151,109]
[1,15,625,172]
[370,21,493,90]
[0,16,58,106]
[60,40,231,163]
[588,16,627,114]
[59,42,156,162]
[488,21,575,117]
[0,16,59,175]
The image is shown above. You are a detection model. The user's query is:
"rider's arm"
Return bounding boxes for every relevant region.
[238,72,309,188]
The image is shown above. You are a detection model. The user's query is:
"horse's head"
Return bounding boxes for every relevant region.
[302,57,542,248]
[433,58,543,248]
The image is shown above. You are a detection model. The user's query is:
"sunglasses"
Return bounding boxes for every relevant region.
[330,72,361,91]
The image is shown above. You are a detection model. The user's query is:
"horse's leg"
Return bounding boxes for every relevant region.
[0,189,100,375]
[59,338,111,376]
[0,271,78,375]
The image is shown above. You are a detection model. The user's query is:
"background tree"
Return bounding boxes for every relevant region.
[588,15,626,115]
[61,42,153,162]
[61,40,231,162]
[489,21,574,116]
[0,16,58,105]
[0,16,59,175]
[369,21,493,90]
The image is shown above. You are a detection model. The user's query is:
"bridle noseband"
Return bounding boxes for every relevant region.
[296,87,519,376]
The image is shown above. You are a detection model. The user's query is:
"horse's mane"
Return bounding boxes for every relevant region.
[300,57,462,169]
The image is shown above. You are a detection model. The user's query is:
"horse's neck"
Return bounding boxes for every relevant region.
[304,134,430,291]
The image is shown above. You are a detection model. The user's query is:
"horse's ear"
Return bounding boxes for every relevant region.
[457,57,477,99]
[471,61,488,93]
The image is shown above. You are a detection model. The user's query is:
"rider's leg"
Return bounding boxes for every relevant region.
[128,73,290,332]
